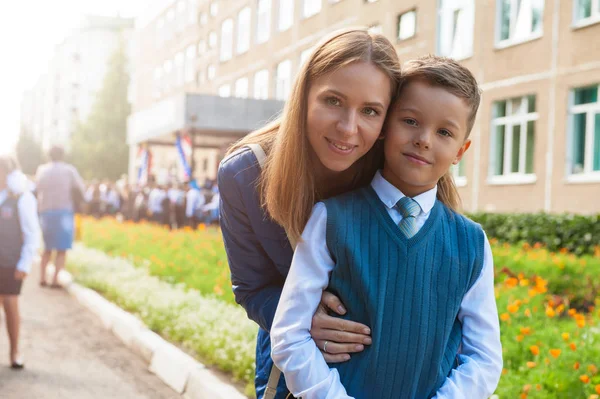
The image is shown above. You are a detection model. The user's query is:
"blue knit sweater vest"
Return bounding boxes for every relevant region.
[323,186,484,399]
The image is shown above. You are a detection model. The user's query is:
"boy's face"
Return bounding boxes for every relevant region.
[382,79,472,198]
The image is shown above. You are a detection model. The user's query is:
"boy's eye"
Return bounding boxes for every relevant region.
[362,107,379,117]
[438,129,452,137]
[403,118,417,126]
[326,97,341,106]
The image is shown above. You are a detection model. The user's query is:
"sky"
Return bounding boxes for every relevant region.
[0,0,147,155]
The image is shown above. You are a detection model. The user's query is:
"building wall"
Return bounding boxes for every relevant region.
[131,0,600,214]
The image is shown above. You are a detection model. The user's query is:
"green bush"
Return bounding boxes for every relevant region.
[468,213,600,256]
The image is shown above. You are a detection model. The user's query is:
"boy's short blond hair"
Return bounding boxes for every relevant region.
[400,55,481,136]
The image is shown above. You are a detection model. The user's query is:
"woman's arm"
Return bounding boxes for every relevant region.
[218,152,288,331]
[16,192,40,275]
[432,231,503,399]
[271,203,353,399]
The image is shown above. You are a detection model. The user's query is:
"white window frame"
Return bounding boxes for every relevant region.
[237,7,251,54]
[200,12,208,25]
[397,10,417,41]
[300,48,312,67]
[437,0,474,60]
[153,67,162,98]
[174,52,184,87]
[208,31,218,49]
[495,0,544,48]
[163,59,173,91]
[566,84,600,183]
[207,64,216,81]
[254,69,269,99]
[235,77,249,98]
[303,0,322,18]
[451,159,467,187]
[220,18,234,62]
[210,1,219,17]
[488,95,538,185]
[368,24,383,34]
[573,0,600,27]
[279,0,294,31]
[275,59,293,100]
[185,45,196,83]
[176,0,186,32]
[198,40,206,55]
[257,0,272,44]
[188,0,198,25]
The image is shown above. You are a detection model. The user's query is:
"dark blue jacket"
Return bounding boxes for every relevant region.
[218,147,293,399]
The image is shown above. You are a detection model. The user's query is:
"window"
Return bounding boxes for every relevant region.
[574,0,600,25]
[397,10,417,40]
[276,59,292,100]
[176,0,186,32]
[218,84,231,97]
[497,0,544,46]
[207,64,216,81]
[220,19,234,62]
[174,52,184,86]
[254,69,269,99]
[237,7,251,54]
[197,70,206,85]
[156,17,165,45]
[303,0,322,18]
[368,24,383,34]
[208,31,218,49]
[235,77,249,98]
[568,84,600,178]
[166,9,175,41]
[279,0,294,31]
[490,95,537,182]
[199,12,208,25]
[438,0,474,60]
[163,59,173,91]
[452,159,467,186]
[185,45,196,83]
[257,0,272,44]
[300,48,312,66]
[198,39,206,55]
[188,0,198,24]
[210,1,219,16]
[153,67,162,98]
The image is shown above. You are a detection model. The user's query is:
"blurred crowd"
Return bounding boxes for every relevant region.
[81,176,220,229]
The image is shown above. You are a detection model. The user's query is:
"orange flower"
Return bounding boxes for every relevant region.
[502,368,508,375]
[521,327,532,335]
[524,309,532,317]
[500,313,510,322]
[580,374,590,384]
[549,349,561,358]
[546,307,556,318]
[570,342,578,351]
[545,358,551,365]
[530,345,540,355]
[559,247,569,254]
[589,364,598,374]
[536,384,542,390]
[520,278,530,287]
[516,335,524,342]
[569,309,578,316]
[556,304,565,314]
[526,361,536,368]
[577,319,586,328]
[575,362,581,370]
[520,394,527,399]
[506,277,519,288]
[562,332,570,341]
[595,385,600,394]
[508,303,520,313]
[522,384,532,392]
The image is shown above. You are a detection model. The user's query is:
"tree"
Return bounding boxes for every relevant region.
[15,129,44,175]
[70,37,131,180]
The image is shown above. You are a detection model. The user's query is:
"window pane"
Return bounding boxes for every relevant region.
[511,124,521,173]
[500,0,511,41]
[531,0,544,33]
[527,95,536,112]
[510,97,523,115]
[574,85,598,105]
[495,125,506,175]
[594,114,600,171]
[458,158,466,176]
[577,0,592,19]
[526,120,535,173]
[494,100,507,118]
[572,113,587,174]
[398,11,416,40]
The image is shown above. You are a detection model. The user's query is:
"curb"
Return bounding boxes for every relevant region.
[48,266,247,399]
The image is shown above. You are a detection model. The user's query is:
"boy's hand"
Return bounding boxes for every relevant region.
[14,270,28,280]
[310,291,372,363]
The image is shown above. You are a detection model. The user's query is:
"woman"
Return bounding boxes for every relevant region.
[35,145,86,288]
[0,156,40,369]
[218,28,402,398]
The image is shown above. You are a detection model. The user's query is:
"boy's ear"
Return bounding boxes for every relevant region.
[453,139,471,164]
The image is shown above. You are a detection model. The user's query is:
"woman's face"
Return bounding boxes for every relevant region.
[306,61,392,175]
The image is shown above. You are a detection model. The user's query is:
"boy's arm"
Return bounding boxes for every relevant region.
[432,231,503,399]
[271,203,353,399]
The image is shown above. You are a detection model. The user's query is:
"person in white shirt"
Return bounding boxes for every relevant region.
[0,156,40,370]
[147,184,167,225]
[185,180,205,229]
[270,56,502,399]
[201,188,220,224]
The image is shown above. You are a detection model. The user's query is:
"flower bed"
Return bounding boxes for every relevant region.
[76,217,600,398]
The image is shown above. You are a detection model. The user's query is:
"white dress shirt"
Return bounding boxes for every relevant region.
[185,189,206,218]
[271,171,502,399]
[148,188,167,214]
[0,171,41,274]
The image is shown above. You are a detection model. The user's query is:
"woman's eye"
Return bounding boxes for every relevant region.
[362,107,379,117]
[326,97,340,106]
[404,118,417,126]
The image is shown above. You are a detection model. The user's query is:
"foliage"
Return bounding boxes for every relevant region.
[69,37,131,181]
[15,129,44,175]
[469,213,600,256]
[67,245,257,396]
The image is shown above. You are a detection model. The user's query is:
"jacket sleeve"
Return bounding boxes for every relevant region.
[218,151,287,332]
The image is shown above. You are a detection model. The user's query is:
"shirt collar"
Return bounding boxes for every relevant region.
[370,170,438,215]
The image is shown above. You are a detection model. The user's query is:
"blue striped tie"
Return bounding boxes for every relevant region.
[395,197,421,238]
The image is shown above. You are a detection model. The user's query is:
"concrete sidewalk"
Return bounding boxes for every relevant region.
[0,263,179,399]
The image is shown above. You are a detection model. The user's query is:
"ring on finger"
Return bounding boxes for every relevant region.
[323,341,329,353]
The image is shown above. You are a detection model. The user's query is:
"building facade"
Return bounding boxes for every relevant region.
[20,15,134,150]
[130,0,600,213]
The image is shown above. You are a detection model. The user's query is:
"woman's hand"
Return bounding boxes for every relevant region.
[14,270,28,281]
[310,291,372,363]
